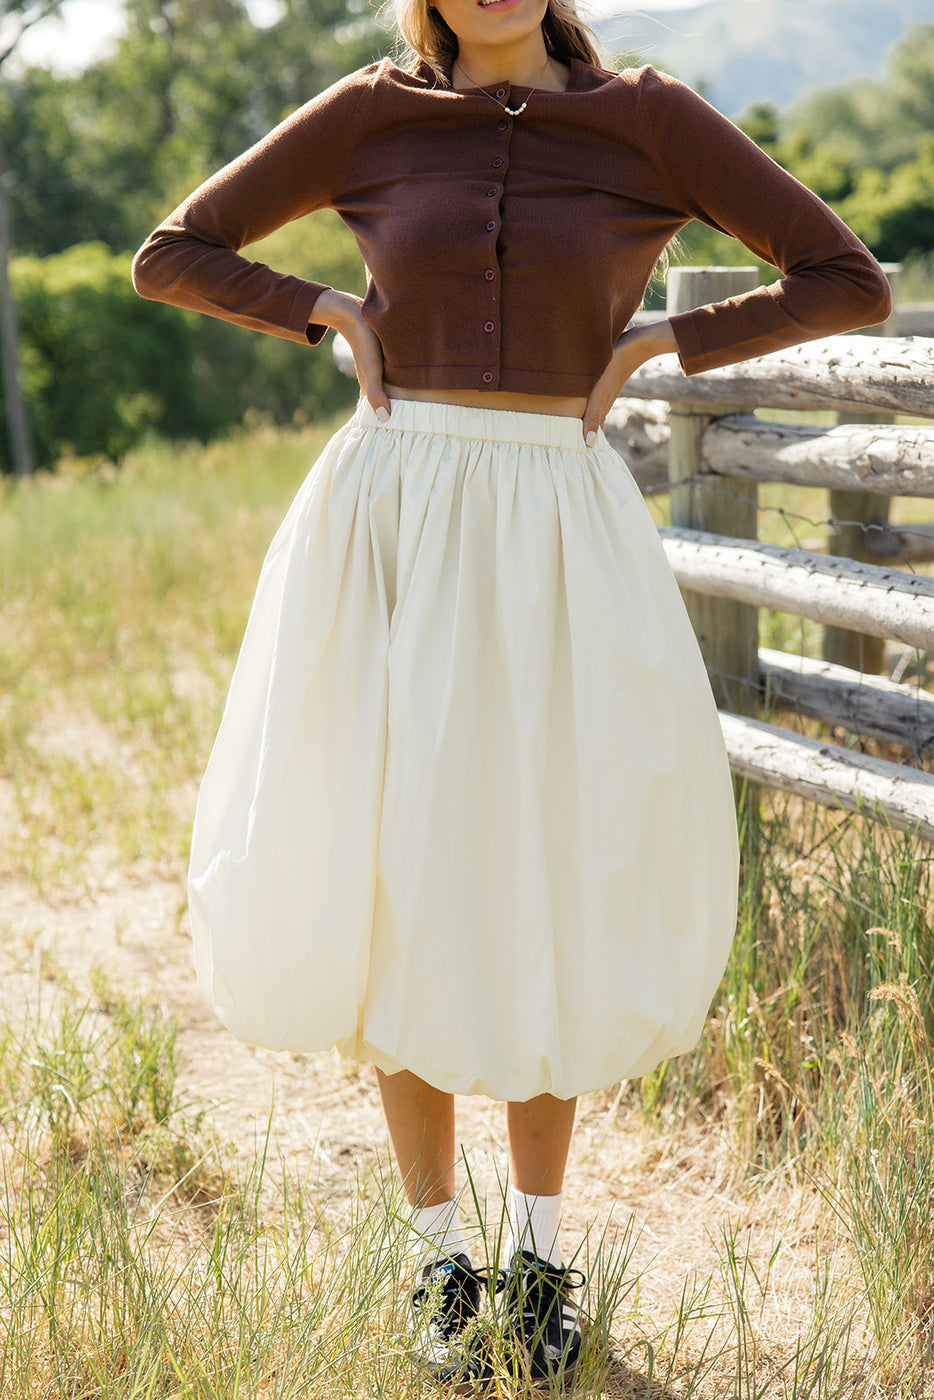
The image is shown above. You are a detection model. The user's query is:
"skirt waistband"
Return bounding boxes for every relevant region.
[353,396,593,451]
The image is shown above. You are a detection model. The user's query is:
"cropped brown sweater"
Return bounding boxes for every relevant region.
[132,57,891,396]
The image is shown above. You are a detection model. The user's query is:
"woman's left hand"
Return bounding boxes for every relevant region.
[582,320,678,445]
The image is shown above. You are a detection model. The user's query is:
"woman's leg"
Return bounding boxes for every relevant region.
[507,1094,577,1196]
[376,1067,455,1206]
[506,1094,577,1268]
[504,1095,583,1377]
[378,1073,486,1380]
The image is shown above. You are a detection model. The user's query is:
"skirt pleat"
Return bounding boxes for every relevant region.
[189,398,739,1101]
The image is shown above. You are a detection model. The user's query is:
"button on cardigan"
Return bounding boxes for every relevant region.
[132,57,892,396]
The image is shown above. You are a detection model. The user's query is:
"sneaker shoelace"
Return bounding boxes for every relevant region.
[413,1256,491,1335]
[502,1252,587,1373]
[411,1256,496,1381]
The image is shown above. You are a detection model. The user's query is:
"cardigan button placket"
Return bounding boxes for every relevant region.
[478,107,512,395]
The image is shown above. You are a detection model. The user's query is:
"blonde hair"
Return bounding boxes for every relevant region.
[393,0,604,82]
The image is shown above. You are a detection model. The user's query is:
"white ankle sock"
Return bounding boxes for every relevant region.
[507,1188,564,1268]
[410,1198,470,1270]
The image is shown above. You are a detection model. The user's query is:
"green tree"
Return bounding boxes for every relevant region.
[839,135,934,263]
[1,66,132,255]
[4,0,387,257]
[784,22,934,173]
[0,0,384,469]
[723,23,934,269]
[737,101,781,156]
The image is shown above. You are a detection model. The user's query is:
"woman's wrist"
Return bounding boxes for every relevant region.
[310,288,363,334]
[628,318,677,358]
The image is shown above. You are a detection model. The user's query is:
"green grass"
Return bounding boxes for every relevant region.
[2,421,934,1393]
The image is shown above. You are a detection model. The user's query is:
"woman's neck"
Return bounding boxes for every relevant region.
[452,40,559,90]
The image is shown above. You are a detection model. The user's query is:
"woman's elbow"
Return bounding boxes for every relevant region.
[131,228,189,304]
[131,240,164,303]
[858,259,894,330]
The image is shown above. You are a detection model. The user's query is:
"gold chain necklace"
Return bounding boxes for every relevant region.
[454,55,551,117]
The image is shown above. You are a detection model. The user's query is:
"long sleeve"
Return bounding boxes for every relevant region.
[131,69,370,347]
[637,68,892,375]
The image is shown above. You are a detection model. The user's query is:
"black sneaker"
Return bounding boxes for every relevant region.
[411,1253,492,1386]
[501,1250,585,1379]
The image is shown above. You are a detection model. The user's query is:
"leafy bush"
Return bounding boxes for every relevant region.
[3,242,218,470]
[1,212,366,472]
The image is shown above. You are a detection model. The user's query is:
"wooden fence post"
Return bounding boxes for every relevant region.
[822,263,900,673]
[667,267,760,712]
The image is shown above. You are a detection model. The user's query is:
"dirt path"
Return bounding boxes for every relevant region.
[0,868,831,1374]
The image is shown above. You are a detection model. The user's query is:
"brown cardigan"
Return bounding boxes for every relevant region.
[132,57,891,396]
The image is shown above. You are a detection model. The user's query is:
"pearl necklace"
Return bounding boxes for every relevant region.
[454,55,552,117]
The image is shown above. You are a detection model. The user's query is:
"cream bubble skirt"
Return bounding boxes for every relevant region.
[189,398,739,1102]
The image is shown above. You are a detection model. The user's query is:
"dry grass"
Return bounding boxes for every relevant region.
[1,420,934,1395]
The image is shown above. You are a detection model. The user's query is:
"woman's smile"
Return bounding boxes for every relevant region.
[434,0,550,72]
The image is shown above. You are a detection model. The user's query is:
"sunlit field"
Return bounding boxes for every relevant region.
[1,423,932,1397]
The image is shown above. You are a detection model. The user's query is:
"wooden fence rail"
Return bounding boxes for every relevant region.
[605,408,934,561]
[659,528,934,652]
[720,711,934,841]
[759,649,934,754]
[710,411,934,578]
[702,418,934,495]
[624,334,934,419]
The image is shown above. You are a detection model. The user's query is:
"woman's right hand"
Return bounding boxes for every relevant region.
[311,289,391,420]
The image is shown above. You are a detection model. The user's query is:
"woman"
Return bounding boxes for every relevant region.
[133,0,890,1383]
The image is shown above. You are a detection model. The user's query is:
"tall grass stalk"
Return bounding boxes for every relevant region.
[826,1036,934,1390]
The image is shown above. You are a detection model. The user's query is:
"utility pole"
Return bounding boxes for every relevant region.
[0,126,34,477]
[0,1,63,477]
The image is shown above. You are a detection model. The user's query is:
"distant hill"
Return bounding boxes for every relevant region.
[596,0,934,116]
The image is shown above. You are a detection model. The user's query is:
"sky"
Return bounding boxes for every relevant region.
[5,0,727,73]
[4,0,125,71]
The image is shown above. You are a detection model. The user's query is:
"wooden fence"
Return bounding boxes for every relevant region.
[607,266,934,840]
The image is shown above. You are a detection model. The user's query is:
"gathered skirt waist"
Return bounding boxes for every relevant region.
[370,397,592,449]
